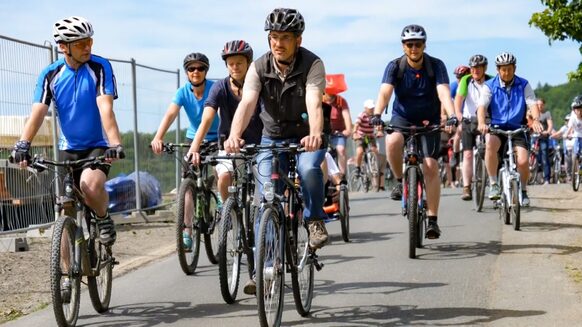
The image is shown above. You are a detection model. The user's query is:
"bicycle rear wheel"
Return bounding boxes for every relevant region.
[407,168,419,259]
[368,152,380,192]
[528,154,538,185]
[204,190,220,264]
[257,207,285,327]
[510,180,521,230]
[474,157,487,212]
[177,178,201,275]
[87,240,113,313]
[218,197,242,304]
[290,207,314,316]
[500,179,510,225]
[572,154,580,192]
[50,216,81,327]
[339,186,350,242]
[349,172,363,192]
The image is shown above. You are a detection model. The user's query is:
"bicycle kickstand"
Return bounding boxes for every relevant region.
[310,251,324,271]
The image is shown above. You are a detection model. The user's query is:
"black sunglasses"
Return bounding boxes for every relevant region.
[404,41,424,49]
[187,66,207,72]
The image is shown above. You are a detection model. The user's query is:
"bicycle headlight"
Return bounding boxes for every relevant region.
[264,181,275,202]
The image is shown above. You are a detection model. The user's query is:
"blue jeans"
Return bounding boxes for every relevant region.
[537,137,551,182]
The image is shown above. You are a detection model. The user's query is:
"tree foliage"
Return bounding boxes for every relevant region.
[529,0,582,81]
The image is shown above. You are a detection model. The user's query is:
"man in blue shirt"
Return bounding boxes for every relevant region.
[11,16,124,247]
[371,24,458,239]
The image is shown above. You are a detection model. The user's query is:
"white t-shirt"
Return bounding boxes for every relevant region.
[558,125,575,150]
[325,152,340,179]
[462,79,488,118]
[568,114,582,137]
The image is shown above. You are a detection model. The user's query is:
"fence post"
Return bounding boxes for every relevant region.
[50,45,61,216]
[131,58,142,211]
[175,69,181,192]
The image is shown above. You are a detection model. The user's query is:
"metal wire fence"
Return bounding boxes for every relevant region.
[0,34,188,234]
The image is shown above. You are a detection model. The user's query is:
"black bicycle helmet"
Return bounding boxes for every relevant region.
[221,40,253,63]
[572,95,582,108]
[183,52,209,70]
[264,8,305,35]
[468,54,488,67]
[495,52,516,66]
[401,24,427,42]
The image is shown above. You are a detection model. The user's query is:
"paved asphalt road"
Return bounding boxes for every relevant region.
[5,186,582,326]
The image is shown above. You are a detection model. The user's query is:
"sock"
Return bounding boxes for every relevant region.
[427,215,437,222]
[489,176,497,184]
[397,178,403,184]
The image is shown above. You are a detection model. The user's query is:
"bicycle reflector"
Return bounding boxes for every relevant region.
[264,181,275,202]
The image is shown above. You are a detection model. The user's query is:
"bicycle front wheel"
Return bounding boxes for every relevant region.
[407,169,419,259]
[349,172,363,192]
[218,197,242,304]
[176,178,201,275]
[510,180,521,230]
[339,186,350,242]
[572,154,580,192]
[368,152,380,192]
[204,191,221,264]
[87,240,113,313]
[256,206,285,327]
[290,208,314,317]
[528,154,538,185]
[50,216,81,327]
[474,158,487,212]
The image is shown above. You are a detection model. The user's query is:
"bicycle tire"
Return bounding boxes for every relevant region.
[87,240,113,313]
[407,168,419,259]
[290,206,314,317]
[176,178,201,275]
[246,203,258,276]
[500,178,510,225]
[218,197,242,304]
[510,180,521,230]
[572,154,580,192]
[417,199,425,249]
[256,206,285,327]
[204,190,220,264]
[528,154,538,185]
[50,216,81,327]
[349,172,363,192]
[368,152,380,192]
[339,186,350,242]
[552,157,560,184]
[474,157,487,212]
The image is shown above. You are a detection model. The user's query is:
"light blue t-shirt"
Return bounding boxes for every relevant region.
[172,80,219,141]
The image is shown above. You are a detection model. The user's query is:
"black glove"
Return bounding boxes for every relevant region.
[104,145,125,160]
[9,140,31,164]
[446,116,459,127]
[370,114,384,126]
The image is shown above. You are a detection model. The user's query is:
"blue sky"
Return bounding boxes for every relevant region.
[1,0,580,130]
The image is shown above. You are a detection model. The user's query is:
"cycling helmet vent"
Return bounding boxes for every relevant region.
[264,8,305,35]
[572,95,582,108]
[495,52,516,66]
[221,40,253,62]
[401,24,427,42]
[468,54,488,67]
[183,52,210,70]
[53,16,94,43]
[454,65,470,78]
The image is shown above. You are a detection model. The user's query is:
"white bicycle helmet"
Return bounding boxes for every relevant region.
[494,52,516,66]
[363,99,375,109]
[401,24,427,42]
[53,16,94,43]
[572,95,582,108]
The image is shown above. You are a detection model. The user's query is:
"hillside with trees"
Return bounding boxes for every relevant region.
[535,79,582,127]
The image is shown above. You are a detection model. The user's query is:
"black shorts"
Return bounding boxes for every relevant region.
[59,148,110,187]
[489,130,528,158]
[461,118,480,150]
[390,115,441,160]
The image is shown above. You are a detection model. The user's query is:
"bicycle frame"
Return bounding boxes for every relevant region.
[491,127,526,209]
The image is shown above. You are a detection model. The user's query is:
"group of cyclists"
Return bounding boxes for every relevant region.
[8,7,582,327]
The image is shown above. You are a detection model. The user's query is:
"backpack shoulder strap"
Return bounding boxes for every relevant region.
[423,53,435,80]
[397,55,407,80]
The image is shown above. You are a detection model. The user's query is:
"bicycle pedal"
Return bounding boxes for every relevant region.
[314,260,324,271]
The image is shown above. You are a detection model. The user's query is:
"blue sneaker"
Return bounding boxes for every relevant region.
[182,231,192,252]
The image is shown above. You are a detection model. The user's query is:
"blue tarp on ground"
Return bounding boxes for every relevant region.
[106,171,162,213]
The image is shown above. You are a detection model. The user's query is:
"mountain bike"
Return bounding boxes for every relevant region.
[349,135,379,192]
[528,134,542,185]
[254,143,323,327]
[572,150,582,192]
[385,123,441,259]
[490,126,528,231]
[326,133,350,242]
[209,147,258,304]
[29,155,119,327]
[159,142,221,275]
[473,133,487,212]
[550,143,565,184]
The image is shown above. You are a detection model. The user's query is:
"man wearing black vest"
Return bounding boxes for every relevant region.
[371,24,457,239]
[225,8,328,258]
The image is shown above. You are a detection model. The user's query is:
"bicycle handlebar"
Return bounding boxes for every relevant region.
[31,155,109,171]
[383,124,443,135]
[488,126,529,136]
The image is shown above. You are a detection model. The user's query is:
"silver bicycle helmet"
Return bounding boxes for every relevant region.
[572,95,582,108]
[468,54,488,67]
[221,40,253,63]
[183,52,209,70]
[401,24,427,42]
[495,52,516,66]
[264,8,305,35]
[53,16,94,43]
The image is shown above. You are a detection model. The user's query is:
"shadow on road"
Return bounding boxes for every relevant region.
[517,221,582,232]
[501,243,582,256]
[416,241,501,260]
[314,280,446,297]
[284,304,545,326]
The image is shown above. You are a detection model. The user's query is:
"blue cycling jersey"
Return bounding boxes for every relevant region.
[172,80,218,141]
[33,55,118,150]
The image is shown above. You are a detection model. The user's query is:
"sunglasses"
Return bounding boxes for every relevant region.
[404,41,424,49]
[187,66,207,73]
[70,38,93,49]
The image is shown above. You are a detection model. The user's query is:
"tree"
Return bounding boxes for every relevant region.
[529,0,582,81]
